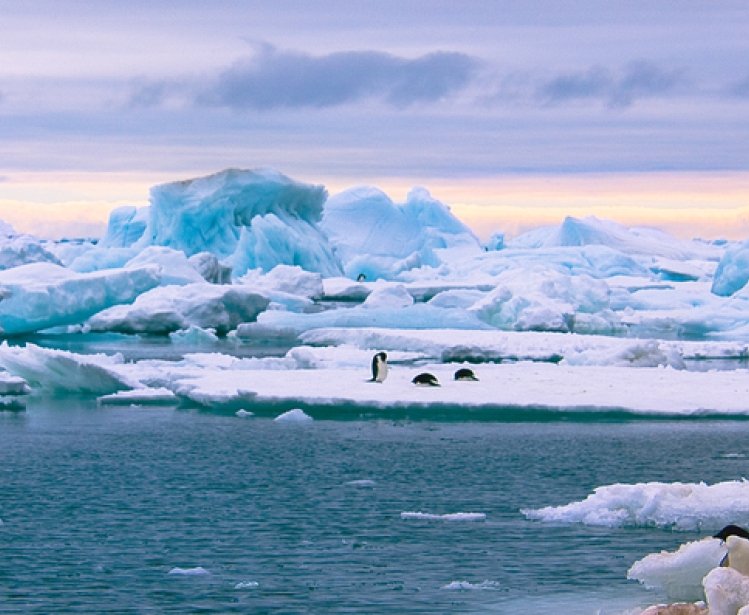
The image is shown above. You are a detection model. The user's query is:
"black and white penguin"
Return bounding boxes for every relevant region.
[454,367,478,381]
[714,525,749,568]
[412,373,440,387]
[714,525,749,542]
[369,352,388,383]
[357,273,367,282]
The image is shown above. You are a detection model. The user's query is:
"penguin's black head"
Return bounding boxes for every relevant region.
[378,352,387,362]
[714,524,749,541]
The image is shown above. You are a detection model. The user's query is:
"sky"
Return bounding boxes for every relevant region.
[1,0,748,240]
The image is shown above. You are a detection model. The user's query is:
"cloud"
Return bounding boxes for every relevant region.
[190,43,479,110]
[538,61,685,108]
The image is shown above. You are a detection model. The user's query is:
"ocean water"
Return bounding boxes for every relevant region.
[2,401,749,614]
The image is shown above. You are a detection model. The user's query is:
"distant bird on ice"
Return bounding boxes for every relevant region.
[454,367,478,381]
[412,373,440,387]
[369,352,388,383]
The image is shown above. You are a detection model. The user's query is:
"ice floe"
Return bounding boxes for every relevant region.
[0,263,161,336]
[522,480,749,530]
[87,283,269,335]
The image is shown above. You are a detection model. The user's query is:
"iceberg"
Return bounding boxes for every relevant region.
[87,282,270,335]
[140,168,342,277]
[0,262,161,335]
[321,186,481,280]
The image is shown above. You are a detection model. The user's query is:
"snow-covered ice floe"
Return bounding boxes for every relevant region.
[4,341,749,417]
[523,480,749,530]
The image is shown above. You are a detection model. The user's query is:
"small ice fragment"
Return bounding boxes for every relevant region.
[346,479,376,487]
[234,581,259,590]
[236,409,254,418]
[441,580,500,591]
[274,408,313,423]
[400,511,486,521]
[168,567,210,576]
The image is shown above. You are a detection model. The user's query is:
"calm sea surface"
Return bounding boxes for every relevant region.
[2,400,749,614]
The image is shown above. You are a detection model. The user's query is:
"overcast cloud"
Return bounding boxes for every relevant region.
[0,0,748,180]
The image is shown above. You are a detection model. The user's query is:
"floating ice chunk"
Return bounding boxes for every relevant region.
[0,372,30,395]
[143,168,342,277]
[168,567,210,576]
[522,480,749,530]
[274,408,313,423]
[627,538,725,602]
[0,343,137,394]
[169,326,220,345]
[441,580,500,591]
[712,240,749,296]
[362,284,414,309]
[97,387,178,406]
[235,409,254,417]
[125,246,206,286]
[88,283,269,335]
[240,265,324,300]
[703,566,749,615]
[345,479,376,487]
[322,277,372,301]
[400,511,486,521]
[234,580,259,589]
[0,262,161,335]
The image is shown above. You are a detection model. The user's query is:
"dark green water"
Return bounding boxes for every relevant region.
[2,402,748,614]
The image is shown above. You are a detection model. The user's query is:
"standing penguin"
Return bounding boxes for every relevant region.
[369,352,388,383]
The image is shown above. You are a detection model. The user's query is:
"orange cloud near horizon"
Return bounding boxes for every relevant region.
[2,170,749,242]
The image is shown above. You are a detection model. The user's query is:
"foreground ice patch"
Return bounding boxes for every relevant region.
[627,537,726,602]
[522,480,749,530]
[400,511,486,521]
